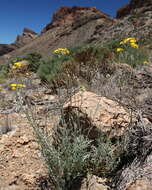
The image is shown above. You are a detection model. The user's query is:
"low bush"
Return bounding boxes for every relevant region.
[25,52,42,72]
[37,55,72,84]
[37,45,115,89]
[10,52,43,73]
[23,99,121,190]
[114,46,149,67]
[0,63,9,80]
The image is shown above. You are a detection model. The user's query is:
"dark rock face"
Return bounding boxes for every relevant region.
[0,44,16,56]
[116,0,152,18]
[130,0,152,9]
[41,6,110,33]
[116,5,131,19]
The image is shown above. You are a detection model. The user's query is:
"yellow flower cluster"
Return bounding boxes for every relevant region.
[143,61,149,65]
[116,37,139,52]
[10,83,26,90]
[120,37,138,48]
[53,48,70,55]
[12,62,23,69]
[116,48,124,52]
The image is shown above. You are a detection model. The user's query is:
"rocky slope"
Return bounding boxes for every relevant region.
[0,0,151,63]
[4,6,113,60]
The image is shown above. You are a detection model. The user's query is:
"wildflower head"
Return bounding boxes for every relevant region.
[120,37,135,44]
[130,43,138,48]
[53,48,70,55]
[10,83,26,90]
[116,48,124,52]
[143,61,149,65]
[12,62,23,69]
[120,37,138,48]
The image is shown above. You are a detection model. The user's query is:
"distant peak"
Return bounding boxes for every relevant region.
[23,28,37,35]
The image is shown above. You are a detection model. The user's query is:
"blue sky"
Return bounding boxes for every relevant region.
[0,0,130,44]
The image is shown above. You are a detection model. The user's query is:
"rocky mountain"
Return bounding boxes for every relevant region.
[0,0,151,62]
[41,6,110,33]
[4,6,113,60]
[14,28,38,47]
[0,28,37,57]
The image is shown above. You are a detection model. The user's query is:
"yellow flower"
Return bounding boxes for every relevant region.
[53,48,70,55]
[12,61,23,69]
[11,87,17,90]
[17,84,26,88]
[10,84,17,87]
[120,37,137,45]
[130,39,136,43]
[12,65,17,69]
[130,43,138,48]
[143,61,149,65]
[10,83,26,90]
[116,48,124,52]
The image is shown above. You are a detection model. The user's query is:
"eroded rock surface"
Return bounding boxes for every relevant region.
[0,113,47,190]
[63,91,131,138]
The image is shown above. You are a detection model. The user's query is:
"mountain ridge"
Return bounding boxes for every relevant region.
[0,0,151,62]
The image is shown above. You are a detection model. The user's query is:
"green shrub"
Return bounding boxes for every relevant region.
[37,54,72,83]
[24,107,121,190]
[10,52,43,73]
[38,45,115,88]
[0,63,9,79]
[25,52,42,72]
[10,56,24,63]
[114,46,149,67]
[103,38,121,51]
[31,125,120,190]
[90,134,121,177]
[31,124,93,190]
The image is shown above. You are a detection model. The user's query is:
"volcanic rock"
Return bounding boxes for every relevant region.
[130,0,152,9]
[0,44,16,56]
[41,6,110,33]
[116,0,152,18]
[63,91,131,139]
[14,28,38,47]
[116,5,131,19]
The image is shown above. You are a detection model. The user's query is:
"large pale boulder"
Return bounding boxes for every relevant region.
[63,91,131,138]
